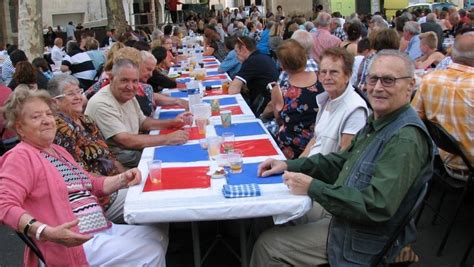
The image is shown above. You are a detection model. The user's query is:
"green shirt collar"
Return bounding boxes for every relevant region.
[368,104,411,131]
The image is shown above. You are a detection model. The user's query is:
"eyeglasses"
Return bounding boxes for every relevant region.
[53,88,84,99]
[366,75,412,87]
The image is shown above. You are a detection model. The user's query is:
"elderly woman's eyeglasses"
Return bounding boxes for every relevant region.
[366,75,412,87]
[53,88,84,99]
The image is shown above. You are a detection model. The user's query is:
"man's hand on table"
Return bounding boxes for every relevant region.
[258,158,288,177]
[165,130,189,145]
[176,99,189,110]
[176,111,193,122]
[282,171,312,195]
[166,111,192,129]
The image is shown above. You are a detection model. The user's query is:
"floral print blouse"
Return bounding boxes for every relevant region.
[276,82,322,159]
[54,112,120,177]
[54,112,119,209]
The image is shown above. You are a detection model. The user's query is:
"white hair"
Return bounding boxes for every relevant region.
[369,49,415,77]
[140,50,157,65]
[403,21,421,35]
[371,15,389,29]
[304,21,315,32]
[291,30,314,56]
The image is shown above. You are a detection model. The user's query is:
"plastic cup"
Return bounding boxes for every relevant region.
[221,81,230,94]
[215,153,229,167]
[220,110,232,127]
[183,114,194,127]
[192,103,211,121]
[227,150,243,174]
[195,68,206,81]
[199,138,208,149]
[147,160,162,184]
[196,118,207,135]
[207,136,222,160]
[222,132,235,153]
[210,99,220,115]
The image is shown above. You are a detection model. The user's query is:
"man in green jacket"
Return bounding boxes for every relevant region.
[250,49,434,266]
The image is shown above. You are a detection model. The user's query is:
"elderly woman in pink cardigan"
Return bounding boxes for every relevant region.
[0,87,167,266]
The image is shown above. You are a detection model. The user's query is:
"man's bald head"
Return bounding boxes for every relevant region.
[452,33,474,67]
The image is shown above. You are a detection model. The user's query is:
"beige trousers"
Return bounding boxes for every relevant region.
[250,203,331,266]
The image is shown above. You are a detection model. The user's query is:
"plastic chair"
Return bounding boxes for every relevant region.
[421,120,473,256]
[370,181,429,267]
[16,231,46,265]
[249,93,270,118]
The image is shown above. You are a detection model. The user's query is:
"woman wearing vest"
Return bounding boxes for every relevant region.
[300,47,369,158]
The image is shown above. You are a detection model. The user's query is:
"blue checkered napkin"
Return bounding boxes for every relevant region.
[222,183,261,198]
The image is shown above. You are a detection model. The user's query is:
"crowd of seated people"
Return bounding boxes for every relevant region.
[0,5,473,266]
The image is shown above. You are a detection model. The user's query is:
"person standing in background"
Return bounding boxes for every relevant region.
[66,21,76,41]
[168,0,182,24]
[44,26,56,48]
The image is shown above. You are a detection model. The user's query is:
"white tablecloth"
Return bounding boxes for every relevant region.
[124,56,311,226]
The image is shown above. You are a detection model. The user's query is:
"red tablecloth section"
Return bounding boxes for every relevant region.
[233,139,278,157]
[143,166,211,192]
[219,105,243,115]
[203,59,217,63]
[205,89,224,96]
[160,127,205,140]
[176,83,186,89]
[204,75,228,81]
[204,64,219,69]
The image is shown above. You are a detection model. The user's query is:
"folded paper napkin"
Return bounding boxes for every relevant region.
[222,183,261,198]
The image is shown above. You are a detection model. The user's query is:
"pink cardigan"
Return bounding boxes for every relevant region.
[0,142,107,267]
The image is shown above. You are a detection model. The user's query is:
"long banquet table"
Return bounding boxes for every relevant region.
[124,55,312,267]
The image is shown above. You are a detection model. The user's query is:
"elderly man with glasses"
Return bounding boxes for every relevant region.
[250,50,435,266]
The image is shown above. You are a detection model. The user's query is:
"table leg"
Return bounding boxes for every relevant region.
[239,220,248,267]
[191,222,201,267]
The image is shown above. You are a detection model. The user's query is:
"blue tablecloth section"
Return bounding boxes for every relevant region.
[203,97,237,106]
[206,71,220,75]
[226,162,283,185]
[215,121,266,137]
[170,91,188,98]
[158,110,183,120]
[176,78,191,83]
[202,80,222,87]
[154,144,209,162]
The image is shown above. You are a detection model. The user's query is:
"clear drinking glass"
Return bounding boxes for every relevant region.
[147,160,162,184]
[222,132,235,153]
